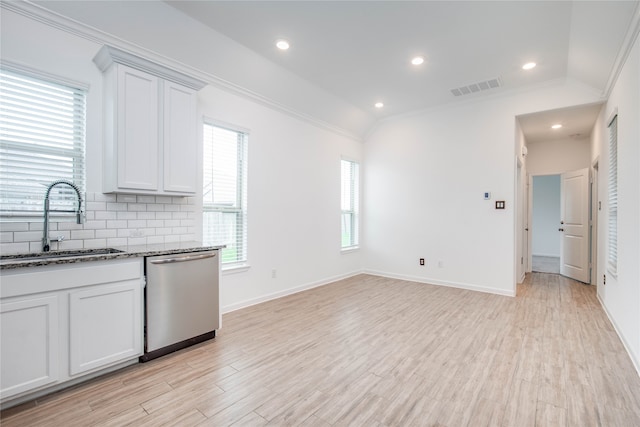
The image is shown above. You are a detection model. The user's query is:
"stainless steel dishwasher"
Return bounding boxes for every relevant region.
[140,250,220,362]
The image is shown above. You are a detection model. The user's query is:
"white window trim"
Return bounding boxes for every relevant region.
[341,157,360,252]
[606,110,618,278]
[202,119,249,267]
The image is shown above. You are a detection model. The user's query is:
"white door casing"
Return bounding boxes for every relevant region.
[560,168,590,283]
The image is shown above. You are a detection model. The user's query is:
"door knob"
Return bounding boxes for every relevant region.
[559,228,564,232]
[560,221,564,224]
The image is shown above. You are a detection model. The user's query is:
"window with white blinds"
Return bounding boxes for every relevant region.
[341,159,359,249]
[0,67,86,219]
[607,114,618,274]
[202,122,248,266]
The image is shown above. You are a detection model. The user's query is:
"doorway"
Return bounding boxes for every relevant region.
[531,175,561,273]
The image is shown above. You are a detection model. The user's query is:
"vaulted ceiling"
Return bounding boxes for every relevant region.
[27,0,640,139]
[167,1,638,120]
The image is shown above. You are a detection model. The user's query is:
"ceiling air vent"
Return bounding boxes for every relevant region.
[450,77,501,97]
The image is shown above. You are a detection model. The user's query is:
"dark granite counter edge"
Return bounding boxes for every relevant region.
[0,245,225,270]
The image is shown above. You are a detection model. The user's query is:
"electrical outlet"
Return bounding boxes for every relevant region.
[438,260,443,268]
[419,258,425,266]
[271,269,277,279]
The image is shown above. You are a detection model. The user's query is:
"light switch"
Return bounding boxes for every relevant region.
[495,201,505,209]
[484,192,491,200]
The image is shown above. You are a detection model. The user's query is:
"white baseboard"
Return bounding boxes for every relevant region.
[597,293,640,377]
[362,269,516,297]
[518,271,526,284]
[221,270,364,314]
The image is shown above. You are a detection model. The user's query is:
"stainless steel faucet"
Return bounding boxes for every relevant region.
[42,180,83,252]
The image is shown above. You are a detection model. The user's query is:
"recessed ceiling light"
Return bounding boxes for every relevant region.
[411,56,425,66]
[551,124,562,129]
[522,62,537,70]
[276,39,290,50]
[374,102,384,108]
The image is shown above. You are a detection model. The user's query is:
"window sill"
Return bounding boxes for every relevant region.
[222,264,251,275]
[341,246,359,254]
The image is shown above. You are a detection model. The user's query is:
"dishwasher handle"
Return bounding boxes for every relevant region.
[148,252,217,264]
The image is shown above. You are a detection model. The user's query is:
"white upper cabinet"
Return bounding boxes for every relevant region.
[94,46,206,196]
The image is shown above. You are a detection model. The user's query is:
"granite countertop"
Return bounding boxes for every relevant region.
[0,241,225,270]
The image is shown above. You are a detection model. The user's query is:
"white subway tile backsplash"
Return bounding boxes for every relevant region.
[71,230,95,240]
[107,220,127,229]
[58,240,84,250]
[147,236,165,245]
[147,204,164,212]
[58,222,83,231]
[106,202,127,211]
[2,192,201,252]
[137,195,155,203]
[117,194,137,203]
[94,193,117,202]
[117,211,137,220]
[95,211,118,220]
[86,201,106,211]
[0,222,29,232]
[84,238,108,249]
[127,220,146,228]
[96,229,117,239]
[83,220,107,230]
[107,237,127,246]
[137,212,156,220]
[13,231,44,242]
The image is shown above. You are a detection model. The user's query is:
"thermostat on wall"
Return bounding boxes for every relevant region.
[484,192,491,200]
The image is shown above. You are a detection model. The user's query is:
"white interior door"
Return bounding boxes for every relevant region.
[560,168,590,283]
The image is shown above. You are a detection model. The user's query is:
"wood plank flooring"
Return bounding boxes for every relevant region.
[3,273,640,426]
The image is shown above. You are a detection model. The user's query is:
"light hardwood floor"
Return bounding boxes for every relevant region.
[532,256,561,274]
[3,273,640,426]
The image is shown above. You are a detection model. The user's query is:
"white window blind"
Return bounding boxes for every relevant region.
[607,114,618,274]
[341,159,359,249]
[203,123,248,266]
[0,68,86,219]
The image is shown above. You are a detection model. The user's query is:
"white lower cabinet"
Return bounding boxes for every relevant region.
[0,295,60,398]
[69,281,142,376]
[0,258,144,404]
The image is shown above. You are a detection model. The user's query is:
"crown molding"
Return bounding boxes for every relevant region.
[93,45,207,91]
[603,1,640,98]
[2,0,363,142]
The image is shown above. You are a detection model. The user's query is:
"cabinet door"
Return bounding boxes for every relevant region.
[1,295,59,399]
[69,280,142,376]
[163,80,198,193]
[117,65,159,191]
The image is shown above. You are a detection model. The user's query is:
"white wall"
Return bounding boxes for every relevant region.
[364,80,602,296]
[531,175,561,257]
[593,33,640,371]
[527,137,592,175]
[0,5,364,311]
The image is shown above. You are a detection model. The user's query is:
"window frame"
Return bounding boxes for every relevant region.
[202,119,249,269]
[341,158,360,251]
[0,62,87,221]
[607,112,618,277]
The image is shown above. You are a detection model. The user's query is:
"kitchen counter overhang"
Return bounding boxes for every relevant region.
[0,241,225,270]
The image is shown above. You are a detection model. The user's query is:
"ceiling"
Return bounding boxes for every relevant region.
[166,0,638,123]
[517,103,604,144]
[22,0,639,140]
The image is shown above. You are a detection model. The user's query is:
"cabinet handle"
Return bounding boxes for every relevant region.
[149,252,216,264]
